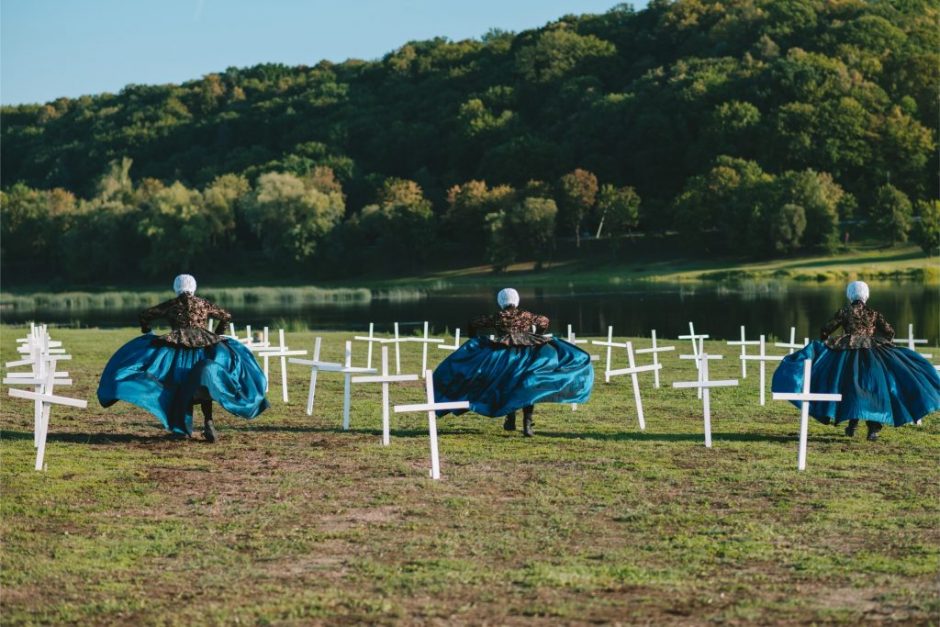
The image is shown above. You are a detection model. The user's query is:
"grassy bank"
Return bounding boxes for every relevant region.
[2,327,938,624]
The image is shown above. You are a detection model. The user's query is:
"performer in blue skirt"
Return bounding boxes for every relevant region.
[772,281,940,440]
[97,274,269,442]
[433,288,594,436]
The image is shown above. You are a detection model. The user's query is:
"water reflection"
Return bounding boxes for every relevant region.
[4,283,938,345]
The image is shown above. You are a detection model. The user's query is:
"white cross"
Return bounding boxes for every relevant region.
[353,322,380,369]
[245,327,273,383]
[893,323,931,358]
[566,324,588,347]
[772,358,842,471]
[672,356,738,448]
[437,328,462,352]
[352,346,420,446]
[9,385,87,471]
[635,329,675,388]
[607,341,661,430]
[4,325,86,471]
[740,335,785,406]
[566,325,598,410]
[679,323,709,398]
[402,321,443,378]
[5,330,72,445]
[257,329,307,403]
[393,371,469,480]
[337,341,378,430]
[775,327,802,354]
[591,326,627,384]
[289,337,342,416]
[726,325,761,379]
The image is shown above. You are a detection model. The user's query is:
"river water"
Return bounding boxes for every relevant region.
[3,282,938,346]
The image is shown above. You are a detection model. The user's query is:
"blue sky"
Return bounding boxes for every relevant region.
[1,0,646,106]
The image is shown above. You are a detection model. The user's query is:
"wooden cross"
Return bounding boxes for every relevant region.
[353,322,380,369]
[9,385,87,471]
[402,321,444,378]
[566,325,598,410]
[740,335,784,406]
[775,327,803,354]
[393,371,469,480]
[591,326,627,384]
[679,323,709,398]
[245,327,273,384]
[672,355,738,448]
[607,341,661,431]
[635,329,675,388]
[772,358,842,471]
[351,346,420,445]
[893,323,931,358]
[4,326,85,470]
[437,328,462,352]
[566,324,588,347]
[289,337,342,416]
[257,329,307,403]
[726,325,761,379]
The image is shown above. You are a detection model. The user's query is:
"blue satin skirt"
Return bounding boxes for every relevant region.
[97,334,270,435]
[432,337,594,418]
[771,340,940,426]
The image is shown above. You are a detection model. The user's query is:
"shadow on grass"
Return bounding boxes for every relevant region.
[1,429,176,445]
[228,424,485,437]
[540,430,849,444]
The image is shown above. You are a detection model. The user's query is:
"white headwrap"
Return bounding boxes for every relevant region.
[846,280,869,303]
[173,274,197,296]
[497,288,519,309]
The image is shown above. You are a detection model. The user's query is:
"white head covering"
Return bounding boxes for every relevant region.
[846,280,869,303]
[173,274,197,296]
[497,288,519,309]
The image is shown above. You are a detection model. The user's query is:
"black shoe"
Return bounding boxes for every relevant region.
[867,430,879,442]
[522,415,534,438]
[844,426,856,437]
[503,413,516,431]
[203,418,217,443]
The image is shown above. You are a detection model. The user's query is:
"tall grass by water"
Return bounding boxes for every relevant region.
[0,285,379,313]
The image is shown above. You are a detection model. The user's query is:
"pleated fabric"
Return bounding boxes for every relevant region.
[433,337,594,418]
[771,340,940,426]
[98,334,269,435]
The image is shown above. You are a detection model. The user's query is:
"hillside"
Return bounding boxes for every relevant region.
[2,0,938,283]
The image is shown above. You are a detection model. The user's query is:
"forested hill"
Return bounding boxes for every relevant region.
[2,0,938,283]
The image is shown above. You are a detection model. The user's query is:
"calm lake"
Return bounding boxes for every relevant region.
[4,282,938,346]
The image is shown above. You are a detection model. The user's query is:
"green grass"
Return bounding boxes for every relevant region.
[2,327,938,624]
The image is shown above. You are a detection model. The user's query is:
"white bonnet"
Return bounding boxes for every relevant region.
[846,280,869,303]
[173,274,197,295]
[497,288,520,309]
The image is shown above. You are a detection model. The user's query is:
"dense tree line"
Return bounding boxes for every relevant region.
[2,0,938,283]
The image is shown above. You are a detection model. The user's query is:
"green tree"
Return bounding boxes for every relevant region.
[768,203,807,254]
[873,184,913,245]
[557,169,598,248]
[514,28,616,84]
[595,184,640,238]
[243,172,345,263]
[911,199,940,256]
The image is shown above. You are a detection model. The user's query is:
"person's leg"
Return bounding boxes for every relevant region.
[865,421,882,441]
[522,405,534,437]
[844,419,859,437]
[503,411,516,431]
[201,400,217,442]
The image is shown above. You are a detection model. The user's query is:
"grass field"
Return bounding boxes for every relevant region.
[2,327,938,624]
